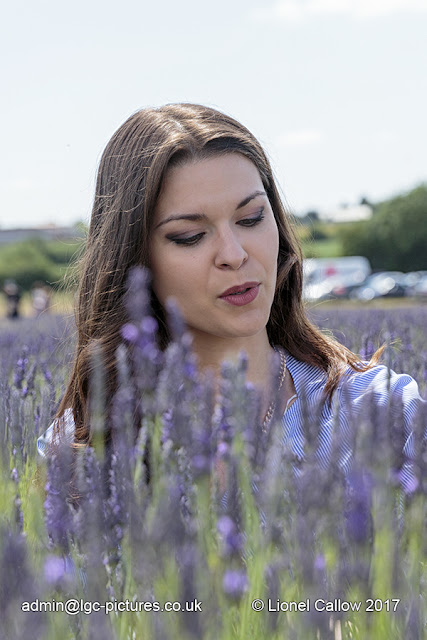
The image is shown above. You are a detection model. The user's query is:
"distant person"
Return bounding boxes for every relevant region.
[31,281,51,316]
[3,279,21,319]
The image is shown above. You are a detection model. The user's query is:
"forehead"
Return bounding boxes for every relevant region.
[155,153,264,215]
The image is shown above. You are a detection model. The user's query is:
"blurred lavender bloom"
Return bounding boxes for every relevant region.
[217,441,230,460]
[217,514,235,537]
[190,370,216,478]
[74,445,105,545]
[106,452,128,549]
[148,481,187,551]
[43,554,67,586]
[217,515,244,558]
[344,469,373,545]
[120,322,139,343]
[405,597,421,639]
[9,466,24,532]
[13,348,29,389]
[215,355,249,448]
[314,553,326,572]
[110,344,136,448]
[176,447,197,531]
[0,527,46,639]
[22,361,37,397]
[165,297,187,341]
[122,267,163,415]
[44,444,74,554]
[104,389,133,595]
[157,301,215,475]
[41,361,52,384]
[124,266,151,322]
[222,568,248,599]
[156,339,197,447]
[9,387,23,452]
[223,457,243,534]
[177,543,203,638]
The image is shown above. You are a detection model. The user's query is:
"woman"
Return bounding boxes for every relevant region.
[37,103,424,480]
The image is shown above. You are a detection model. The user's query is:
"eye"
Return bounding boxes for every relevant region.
[168,233,205,246]
[238,209,265,227]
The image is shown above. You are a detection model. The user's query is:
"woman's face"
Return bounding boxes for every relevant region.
[149,153,279,344]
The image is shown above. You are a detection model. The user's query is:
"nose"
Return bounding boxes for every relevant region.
[214,228,248,270]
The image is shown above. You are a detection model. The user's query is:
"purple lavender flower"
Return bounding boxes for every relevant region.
[41,361,52,383]
[344,469,373,545]
[177,543,203,638]
[13,348,29,389]
[120,322,139,343]
[22,361,37,397]
[314,553,326,572]
[217,441,230,459]
[44,444,74,553]
[216,513,244,558]
[156,302,216,480]
[222,568,248,599]
[0,527,46,639]
[43,554,67,585]
[122,267,163,415]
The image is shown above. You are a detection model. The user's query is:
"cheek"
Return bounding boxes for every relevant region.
[263,224,280,264]
[150,253,198,308]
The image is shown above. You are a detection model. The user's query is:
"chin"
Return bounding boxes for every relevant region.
[222,320,268,339]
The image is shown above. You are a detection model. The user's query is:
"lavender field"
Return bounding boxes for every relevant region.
[1,286,426,640]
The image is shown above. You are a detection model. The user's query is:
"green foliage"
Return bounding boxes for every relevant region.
[303,238,342,259]
[309,224,328,242]
[0,237,83,291]
[296,220,344,259]
[339,184,427,270]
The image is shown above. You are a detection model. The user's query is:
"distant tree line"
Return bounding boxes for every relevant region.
[338,184,427,271]
[0,236,83,291]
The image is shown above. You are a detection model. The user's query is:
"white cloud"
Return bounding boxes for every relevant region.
[278,130,325,147]
[250,0,427,22]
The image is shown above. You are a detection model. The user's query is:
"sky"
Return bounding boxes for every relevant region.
[1,0,426,228]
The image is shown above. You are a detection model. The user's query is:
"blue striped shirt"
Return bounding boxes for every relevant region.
[283,352,424,490]
[37,352,426,491]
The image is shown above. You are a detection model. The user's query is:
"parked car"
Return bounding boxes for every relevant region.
[303,256,371,301]
[403,271,427,296]
[411,274,427,298]
[349,272,407,301]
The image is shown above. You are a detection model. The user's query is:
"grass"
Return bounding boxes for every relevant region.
[307,296,427,310]
[302,238,343,258]
[293,220,345,259]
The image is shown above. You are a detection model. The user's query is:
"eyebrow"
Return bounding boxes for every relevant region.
[155,190,266,229]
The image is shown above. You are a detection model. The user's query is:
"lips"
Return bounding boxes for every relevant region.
[219,281,260,297]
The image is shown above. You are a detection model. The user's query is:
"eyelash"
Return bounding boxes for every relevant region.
[169,210,265,247]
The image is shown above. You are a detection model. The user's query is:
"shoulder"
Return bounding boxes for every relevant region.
[341,364,425,412]
[286,349,424,402]
[285,350,425,420]
[36,408,75,458]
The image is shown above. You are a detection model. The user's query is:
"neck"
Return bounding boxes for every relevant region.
[189,329,275,399]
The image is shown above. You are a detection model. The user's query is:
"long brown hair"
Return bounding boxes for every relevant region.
[57,103,381,443]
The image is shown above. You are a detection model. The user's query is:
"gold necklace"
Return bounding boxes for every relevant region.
[262,346,287,431]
